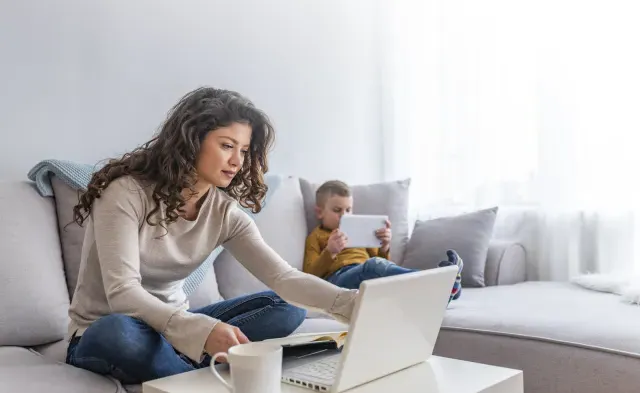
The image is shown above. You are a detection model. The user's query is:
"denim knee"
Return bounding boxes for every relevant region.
[281,303,307,335]
[362,257,393,276]
[74,314,156,363]
[263,293,307,337]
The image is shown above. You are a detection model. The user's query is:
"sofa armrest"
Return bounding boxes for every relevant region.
[484,240,526,286]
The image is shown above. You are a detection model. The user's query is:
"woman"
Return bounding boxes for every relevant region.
[65,87,358,384]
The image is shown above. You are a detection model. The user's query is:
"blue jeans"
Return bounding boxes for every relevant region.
[65,290,306,384]
[325,257,416,290]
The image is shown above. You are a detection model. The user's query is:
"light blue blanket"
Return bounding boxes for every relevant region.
[27,159,97,197]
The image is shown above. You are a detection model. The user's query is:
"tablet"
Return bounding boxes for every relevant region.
[339,214,388,248]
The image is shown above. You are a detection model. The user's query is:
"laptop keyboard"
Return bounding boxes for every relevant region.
[285,356,339,385]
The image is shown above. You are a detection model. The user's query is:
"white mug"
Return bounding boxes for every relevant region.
[210,342,283,393]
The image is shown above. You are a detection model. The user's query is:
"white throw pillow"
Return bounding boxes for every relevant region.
[621,284,640,304]
[571,273,630,295]
[571,273,640,305]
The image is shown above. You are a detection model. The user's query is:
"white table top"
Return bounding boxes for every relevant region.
[142,355,523,393]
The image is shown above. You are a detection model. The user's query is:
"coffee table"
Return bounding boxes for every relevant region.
[142,355,523,393]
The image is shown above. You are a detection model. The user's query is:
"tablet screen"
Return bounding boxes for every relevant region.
[339,214,388,248]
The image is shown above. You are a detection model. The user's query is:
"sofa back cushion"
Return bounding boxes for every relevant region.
[0,181,70,346]
[214,176,308,299]
[299,178,411,264]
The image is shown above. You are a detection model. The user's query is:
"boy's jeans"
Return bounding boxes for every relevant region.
[65,290,306,384]
[325,257,415,290]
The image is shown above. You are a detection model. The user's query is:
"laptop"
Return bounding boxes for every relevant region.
[281,265,458,392]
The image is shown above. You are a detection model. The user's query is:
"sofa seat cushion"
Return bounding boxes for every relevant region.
[0,346,124,393]
[443,281,640,357]
[31,339,69,363]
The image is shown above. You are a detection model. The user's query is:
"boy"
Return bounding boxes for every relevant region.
[303,180,463,303]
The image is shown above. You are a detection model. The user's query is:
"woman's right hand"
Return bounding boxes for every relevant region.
[205,322,250,360]
[327,229,348,257]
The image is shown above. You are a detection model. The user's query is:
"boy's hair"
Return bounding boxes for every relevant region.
[315,180,351,207]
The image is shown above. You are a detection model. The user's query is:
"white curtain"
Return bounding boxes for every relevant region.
[378,0,640,281]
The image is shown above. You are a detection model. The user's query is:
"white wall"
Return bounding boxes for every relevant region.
[0,0,383,184]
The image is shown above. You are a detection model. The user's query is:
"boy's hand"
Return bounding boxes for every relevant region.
[376,219,392,252]
[327,229,348,257]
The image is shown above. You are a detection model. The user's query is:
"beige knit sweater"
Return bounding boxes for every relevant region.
[68,176,357,362]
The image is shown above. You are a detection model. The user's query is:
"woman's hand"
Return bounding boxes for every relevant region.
[204,322,250,360]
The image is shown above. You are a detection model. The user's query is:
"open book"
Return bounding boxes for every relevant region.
[263,331,348,357]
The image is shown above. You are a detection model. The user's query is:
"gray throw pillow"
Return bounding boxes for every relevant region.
[401,207,498,287]
[299,178,411,264]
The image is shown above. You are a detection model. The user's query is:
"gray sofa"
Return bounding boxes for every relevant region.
[1,175,639,393]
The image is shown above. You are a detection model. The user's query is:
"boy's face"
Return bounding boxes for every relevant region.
[316,195,353,230]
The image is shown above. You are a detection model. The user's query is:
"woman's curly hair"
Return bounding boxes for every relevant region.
[72,87,275,229]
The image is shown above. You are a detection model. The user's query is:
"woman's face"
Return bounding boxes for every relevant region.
[196,122,252,188]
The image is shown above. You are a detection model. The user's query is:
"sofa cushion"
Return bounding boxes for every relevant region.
[215,176,308,299]
[402,207,498,287]
[443,281,640,356]
[0,347,123,393]
[299,178,411,264]
[0,181,70,346]
[31,339,68,363]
